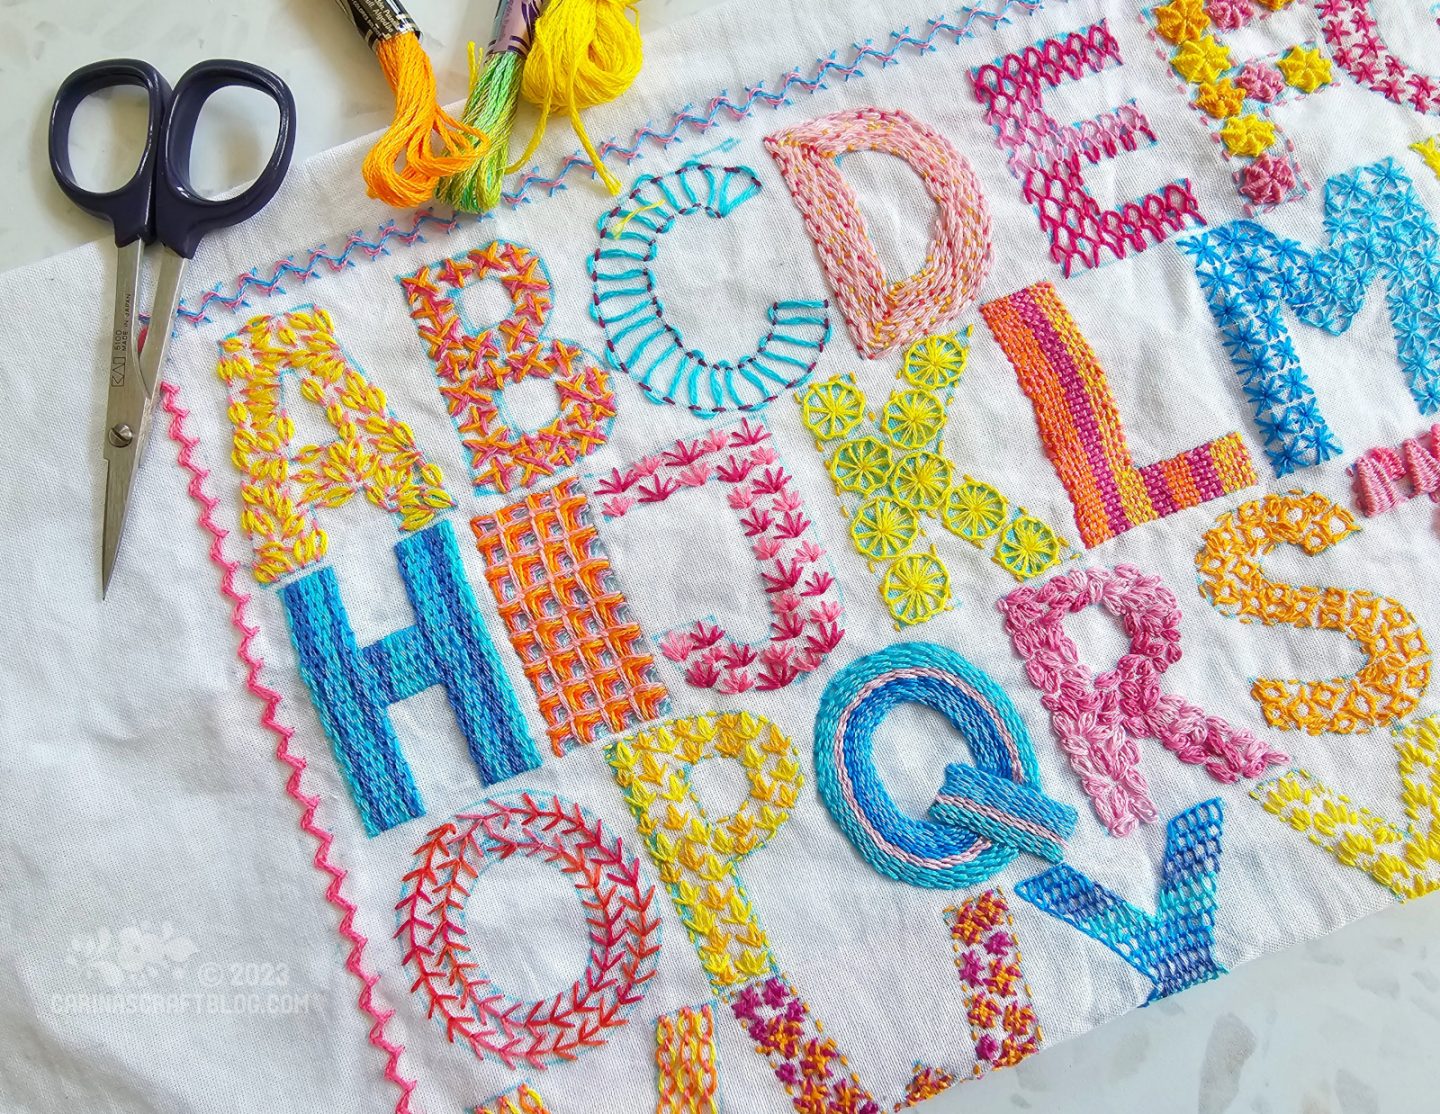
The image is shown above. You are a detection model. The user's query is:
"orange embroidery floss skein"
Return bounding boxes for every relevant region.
[333,0,490,207]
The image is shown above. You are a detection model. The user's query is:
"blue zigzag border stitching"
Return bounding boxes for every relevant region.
[174,0,1058,325]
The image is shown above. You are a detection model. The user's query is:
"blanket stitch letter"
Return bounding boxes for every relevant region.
[589,162,831,416]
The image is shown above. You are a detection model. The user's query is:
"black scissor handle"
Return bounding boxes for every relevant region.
[155,59,297,259]
[49,59,171,247]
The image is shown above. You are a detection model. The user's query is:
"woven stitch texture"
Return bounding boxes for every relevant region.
[5,0,1440,1111]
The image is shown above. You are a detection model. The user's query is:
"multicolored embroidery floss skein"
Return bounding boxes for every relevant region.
[508,0,644,195]
[438,0,546,213]
[333,0,490,208]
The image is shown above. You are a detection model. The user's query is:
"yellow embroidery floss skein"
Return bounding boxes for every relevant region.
[438,0,547,213]
[509,0,644,195]
[333,0,491,208]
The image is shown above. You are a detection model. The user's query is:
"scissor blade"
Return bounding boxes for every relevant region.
[100,384,157,595]
[138,249,188,396]
[101,239,147,597]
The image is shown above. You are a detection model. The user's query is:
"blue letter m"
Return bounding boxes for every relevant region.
[1182,158,1440,475]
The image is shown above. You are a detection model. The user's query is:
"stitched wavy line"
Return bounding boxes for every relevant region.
[505,0,1051,204]
[176,212,460,324]
[158,3,1057,1106]
[173,0,1052,328]
[159,380,418,1113]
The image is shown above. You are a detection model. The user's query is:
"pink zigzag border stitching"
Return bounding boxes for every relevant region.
[160,380,419,1113]
[161,3,1059,1108]
[174,0,1051,329]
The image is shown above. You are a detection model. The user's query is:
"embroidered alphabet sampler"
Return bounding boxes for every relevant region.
[4,0,1440,1110]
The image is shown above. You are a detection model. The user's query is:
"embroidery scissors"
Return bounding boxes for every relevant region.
[49,59,296,595]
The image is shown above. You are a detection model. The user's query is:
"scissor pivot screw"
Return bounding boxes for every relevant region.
[109,423,134,447]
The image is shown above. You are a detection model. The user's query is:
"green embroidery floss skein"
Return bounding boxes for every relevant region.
[439,0,545,212]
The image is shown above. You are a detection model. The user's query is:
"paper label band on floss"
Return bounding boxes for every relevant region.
[489,0,544,56]
[333,0,418,46]
[20,1,1440,1112]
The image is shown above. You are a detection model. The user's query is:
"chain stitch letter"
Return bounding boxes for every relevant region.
[766,107,993,359]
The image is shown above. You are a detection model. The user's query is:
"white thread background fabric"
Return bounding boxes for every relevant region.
[2,0,1439,1110]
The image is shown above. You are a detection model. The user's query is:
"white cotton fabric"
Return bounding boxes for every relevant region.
[2,0,1440,1110]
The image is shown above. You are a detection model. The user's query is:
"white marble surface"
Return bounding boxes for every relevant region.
[3,1,1437,1111]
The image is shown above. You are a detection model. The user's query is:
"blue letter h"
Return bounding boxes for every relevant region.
[280,519,540,836]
